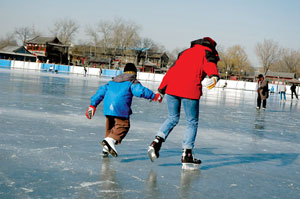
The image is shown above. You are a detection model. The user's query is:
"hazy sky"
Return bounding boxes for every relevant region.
[1,0,300,66]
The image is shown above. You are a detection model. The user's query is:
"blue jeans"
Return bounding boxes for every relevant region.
[280,92,286,100]
[157,95,199,149]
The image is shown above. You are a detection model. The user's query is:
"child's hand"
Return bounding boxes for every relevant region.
[206,75,219,90]
[152,92,164,103]
[85,105,96,119]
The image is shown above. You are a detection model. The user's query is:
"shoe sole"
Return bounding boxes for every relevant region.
[148,146,157,162]
[182,163,201,170]
[101,140,118,158]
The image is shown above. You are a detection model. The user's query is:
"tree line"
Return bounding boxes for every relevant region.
[0,17,299,77]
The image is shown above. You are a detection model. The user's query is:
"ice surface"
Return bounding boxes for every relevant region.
[0,68,300,198]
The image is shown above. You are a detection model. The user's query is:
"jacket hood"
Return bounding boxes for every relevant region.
[112,73,139,84]
[191,37,217,48]
[190,37,218,55]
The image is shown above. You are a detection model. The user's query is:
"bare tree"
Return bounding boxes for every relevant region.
[13,25,42,46]
[86,25,100,56]
[31,24,42,38]
[51,18,79,44]
[228,45,251,78]
[279,48,300,76]
[255,39,281,74]
[0,32,17,48]
[14,26,32,45]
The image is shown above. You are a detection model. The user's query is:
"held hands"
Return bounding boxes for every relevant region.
[152,92,164,103]
[85,105,96,119]
[206,76,219,90]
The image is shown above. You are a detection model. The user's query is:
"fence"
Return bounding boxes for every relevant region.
[0,58,298,94]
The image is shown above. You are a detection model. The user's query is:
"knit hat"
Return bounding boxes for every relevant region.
[124,63,137,73]
[258,74,264,78]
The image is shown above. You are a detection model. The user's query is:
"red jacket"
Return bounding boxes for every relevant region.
[158,40,219,100]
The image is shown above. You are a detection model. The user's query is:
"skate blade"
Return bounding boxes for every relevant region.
[101,140,118,158]
[182,163,200,170]
[102,151,109,158]
[148,146,157,162]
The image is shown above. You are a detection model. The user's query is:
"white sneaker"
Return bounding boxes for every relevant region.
[101,137,118,157]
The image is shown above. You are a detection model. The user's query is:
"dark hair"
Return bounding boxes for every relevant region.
[124,63,137,73]
[258,74,264,78]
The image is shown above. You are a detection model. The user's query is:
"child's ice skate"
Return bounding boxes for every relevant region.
[101,137,118,157]
[102,147,109,158]
[181,149,201,170]
[148,136,164,162]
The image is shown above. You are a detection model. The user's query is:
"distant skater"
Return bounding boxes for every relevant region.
[222,82,227,90]
[256,74,268,111]
[85,63,161,157]
[290,83,298,100]
[84,66,87,77]
[147,37,220,170]
[279,82,287,102]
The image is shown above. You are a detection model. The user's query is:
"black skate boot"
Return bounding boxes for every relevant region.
[148,136,164,162]
[181,149,201,170]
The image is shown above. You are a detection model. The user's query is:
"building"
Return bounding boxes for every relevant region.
[0,45,36,61]
[70,45,169,73]
[25,36,69,64]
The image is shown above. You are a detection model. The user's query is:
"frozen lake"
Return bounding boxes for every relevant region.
[0,68,299,199]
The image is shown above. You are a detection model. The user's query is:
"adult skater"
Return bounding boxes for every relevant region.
[147,37,220,169]
[290,83,298,100]
[86,63,161,157]
[256,74,268,111]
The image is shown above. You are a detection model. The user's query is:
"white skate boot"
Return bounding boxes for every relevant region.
[101,137,118,157]
[148,136,164,162]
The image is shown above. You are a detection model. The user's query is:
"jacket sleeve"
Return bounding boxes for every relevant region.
[158,70,170,94]
[90,84,108,107]
[202,49,220,77]
[131,83,155,99]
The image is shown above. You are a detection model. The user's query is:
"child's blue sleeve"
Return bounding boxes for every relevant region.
[91,84,108,106]
[131,83,155,99]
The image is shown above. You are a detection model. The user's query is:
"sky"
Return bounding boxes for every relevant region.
[1,0,300,67]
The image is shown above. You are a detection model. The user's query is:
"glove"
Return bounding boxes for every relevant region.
[206,76,219,90]
[152,92,164,103]
[85,105,96,119]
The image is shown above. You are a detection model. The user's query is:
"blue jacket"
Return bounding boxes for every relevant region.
[91,73,155,118]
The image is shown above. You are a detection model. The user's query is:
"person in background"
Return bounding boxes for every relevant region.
[279,82,287,102]
[290,83,298,100]
[147,37,220,170]
[256,74,269,111]
[270,86,275,94]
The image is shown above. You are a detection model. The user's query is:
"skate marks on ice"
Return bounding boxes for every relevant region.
[117,147,299,172]
[143,148,299,170]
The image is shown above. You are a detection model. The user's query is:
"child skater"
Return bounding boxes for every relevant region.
[85,63,161,157]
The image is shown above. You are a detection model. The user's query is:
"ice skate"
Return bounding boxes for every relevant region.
[256,107,260,111]
[181,149,201,170]
[102,147,109,158]
[101,137,118,157]
[148,136,164,162]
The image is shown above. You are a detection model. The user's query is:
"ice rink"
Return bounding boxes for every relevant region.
[0,68,299,199]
